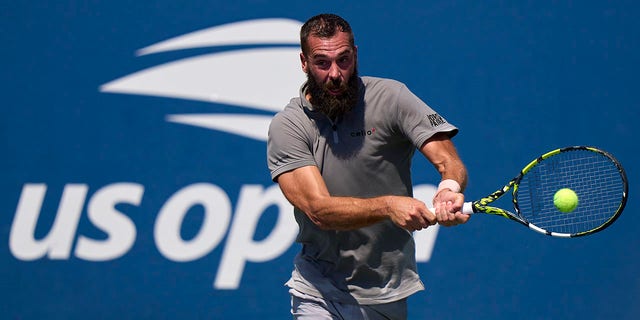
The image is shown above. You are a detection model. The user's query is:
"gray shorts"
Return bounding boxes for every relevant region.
[290,289,408,320]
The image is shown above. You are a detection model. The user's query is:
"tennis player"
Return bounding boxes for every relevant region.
[267,13,469,319]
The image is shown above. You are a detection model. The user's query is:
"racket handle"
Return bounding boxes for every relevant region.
[427,202,474,215]
[462,202,474,214]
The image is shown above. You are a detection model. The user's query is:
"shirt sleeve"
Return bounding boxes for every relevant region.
[266,110,318,181]
[394,84,458,148]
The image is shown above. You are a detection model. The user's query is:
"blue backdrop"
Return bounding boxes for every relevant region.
[2,1,638,319]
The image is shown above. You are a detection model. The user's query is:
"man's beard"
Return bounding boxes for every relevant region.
[306,67,359,119]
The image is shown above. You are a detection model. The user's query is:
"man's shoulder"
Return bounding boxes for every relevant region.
[271,97,313,128]
[275,97,304,117]
[361,76,407,95]
[361,76,405,88]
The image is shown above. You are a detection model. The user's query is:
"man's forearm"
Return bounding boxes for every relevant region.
[301,195,392,230]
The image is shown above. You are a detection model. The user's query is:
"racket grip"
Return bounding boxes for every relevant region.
[427,202,474,215]
[462,202,474,214]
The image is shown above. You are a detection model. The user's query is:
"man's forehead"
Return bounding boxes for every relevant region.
[307,32,354,57]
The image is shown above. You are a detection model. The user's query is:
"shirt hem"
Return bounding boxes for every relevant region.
[286,279,425,306]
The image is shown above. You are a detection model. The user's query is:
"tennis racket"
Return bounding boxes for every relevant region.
[452,146,628,237]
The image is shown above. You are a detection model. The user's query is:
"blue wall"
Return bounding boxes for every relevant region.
[2,1,638,319]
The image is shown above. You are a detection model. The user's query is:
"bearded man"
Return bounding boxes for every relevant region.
[267,13,469,319]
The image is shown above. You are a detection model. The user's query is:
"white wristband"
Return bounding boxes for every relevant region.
[437,179,461,193]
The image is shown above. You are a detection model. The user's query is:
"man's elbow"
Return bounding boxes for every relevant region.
[304,205,335,230]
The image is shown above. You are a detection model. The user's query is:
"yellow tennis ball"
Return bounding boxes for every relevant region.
[554,188,579,213]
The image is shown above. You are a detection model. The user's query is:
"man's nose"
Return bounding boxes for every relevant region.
[328,63,341,80]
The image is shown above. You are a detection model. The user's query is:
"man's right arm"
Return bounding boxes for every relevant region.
[276,165,436,231]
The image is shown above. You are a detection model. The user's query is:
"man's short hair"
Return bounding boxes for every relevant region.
[300,13,355,56]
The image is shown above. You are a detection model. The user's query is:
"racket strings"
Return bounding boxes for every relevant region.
[515,149,625,234]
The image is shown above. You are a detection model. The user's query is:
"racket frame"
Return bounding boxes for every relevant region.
[465,146,628,237]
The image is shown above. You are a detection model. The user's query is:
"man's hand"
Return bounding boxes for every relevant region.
[432,189,470,227]
[386,196,437,232]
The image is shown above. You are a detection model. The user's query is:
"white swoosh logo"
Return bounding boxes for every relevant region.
[100,18,305,141]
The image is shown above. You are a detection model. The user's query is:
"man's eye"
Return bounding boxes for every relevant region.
[315,61,329,68]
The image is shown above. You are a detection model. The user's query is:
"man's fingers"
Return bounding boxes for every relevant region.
[432,199,469,227]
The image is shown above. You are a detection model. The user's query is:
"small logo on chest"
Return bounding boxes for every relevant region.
[350,127,377,137]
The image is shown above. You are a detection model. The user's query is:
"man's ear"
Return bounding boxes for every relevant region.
[300,52,308,73]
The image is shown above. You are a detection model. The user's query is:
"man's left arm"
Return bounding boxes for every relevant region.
[419,132,470,227]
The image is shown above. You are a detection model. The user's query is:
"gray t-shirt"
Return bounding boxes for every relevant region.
[267,76,458,305]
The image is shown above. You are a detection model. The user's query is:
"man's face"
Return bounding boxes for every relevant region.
[301,31,359,118]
